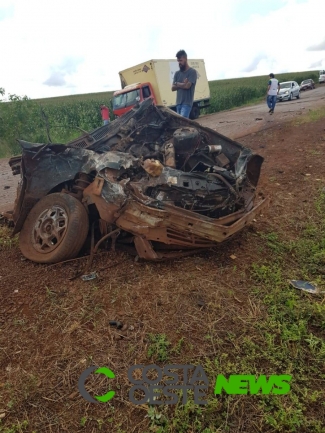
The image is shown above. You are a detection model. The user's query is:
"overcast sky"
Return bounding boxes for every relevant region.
[0,0,324,99]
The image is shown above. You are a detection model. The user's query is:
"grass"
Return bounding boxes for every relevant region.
[147,334,171,362]
[294,106,325,125]
[0,70,319,158]
[0,227,18,249]
[140,190,325,432]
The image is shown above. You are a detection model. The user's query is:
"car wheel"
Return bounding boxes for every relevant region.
[288,93,293,101]
[296,92,300,99]
[19,193,89,264]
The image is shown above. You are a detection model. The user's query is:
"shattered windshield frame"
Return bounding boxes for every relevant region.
[113,89,140,109]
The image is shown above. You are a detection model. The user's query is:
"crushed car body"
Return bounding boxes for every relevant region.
[8,98,268,263]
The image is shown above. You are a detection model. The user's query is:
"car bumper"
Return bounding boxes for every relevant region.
[113,194,270,259]
[277,94,289,101]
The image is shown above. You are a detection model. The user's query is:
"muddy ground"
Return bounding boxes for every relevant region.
[0,89,325,432]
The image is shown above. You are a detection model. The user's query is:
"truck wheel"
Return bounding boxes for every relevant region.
[19,193,89,264]
[189,105,200,120]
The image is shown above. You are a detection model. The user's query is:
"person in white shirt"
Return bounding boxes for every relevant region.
[267,73,280,114]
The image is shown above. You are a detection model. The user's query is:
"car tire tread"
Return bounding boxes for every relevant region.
[19,193,89,264]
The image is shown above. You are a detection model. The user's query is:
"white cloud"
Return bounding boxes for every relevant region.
[0,0,323,99]
[307,39,325,51]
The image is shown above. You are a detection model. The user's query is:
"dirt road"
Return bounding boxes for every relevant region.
[1,86,324,214]
[199,85,325,139]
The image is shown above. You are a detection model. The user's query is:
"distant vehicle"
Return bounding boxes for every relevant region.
[300,79,315,91]
[319,70,325,84]
[277,81,300,101]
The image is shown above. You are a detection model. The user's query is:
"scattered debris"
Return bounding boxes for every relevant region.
[230,254,237,260]
[4,186,10,189]
[0,413,6,419]
[197,299,206,308]
[80,272,97,281]
[68,391,79,400]
[289,280,324,294]
[255,118,263,121]
[109,320,123,329]
[14,289,18,293]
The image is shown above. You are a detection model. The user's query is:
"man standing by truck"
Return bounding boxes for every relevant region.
[172,50,197,118]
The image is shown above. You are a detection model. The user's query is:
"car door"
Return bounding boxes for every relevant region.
[294,82,299,96]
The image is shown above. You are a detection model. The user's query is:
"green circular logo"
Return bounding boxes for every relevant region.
[78,366,115,403]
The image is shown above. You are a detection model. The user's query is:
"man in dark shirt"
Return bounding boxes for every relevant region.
[172,50,197,118]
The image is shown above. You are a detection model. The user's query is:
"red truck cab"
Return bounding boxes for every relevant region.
[112,82,156,117]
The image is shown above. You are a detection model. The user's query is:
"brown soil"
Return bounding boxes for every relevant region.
[1,112,325,431]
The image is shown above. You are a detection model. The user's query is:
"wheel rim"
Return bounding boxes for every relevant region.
[32,205,68,253]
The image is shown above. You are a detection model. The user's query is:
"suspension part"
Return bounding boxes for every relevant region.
[71,173,92,199]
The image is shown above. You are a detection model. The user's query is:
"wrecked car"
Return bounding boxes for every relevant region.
[7,99,268,263]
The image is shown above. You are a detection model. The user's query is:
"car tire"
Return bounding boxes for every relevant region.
[288,93,293,101]
[19,193,89,264]
[296,92,300,99]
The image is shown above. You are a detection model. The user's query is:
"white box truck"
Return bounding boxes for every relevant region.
[112,59,210,119]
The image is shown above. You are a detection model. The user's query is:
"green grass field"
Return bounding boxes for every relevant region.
[0,70,318,158]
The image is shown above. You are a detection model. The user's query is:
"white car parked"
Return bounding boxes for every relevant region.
[319,70,325,84]
[277,81,300,101]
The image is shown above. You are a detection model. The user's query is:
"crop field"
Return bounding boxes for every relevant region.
[0,70,319,158]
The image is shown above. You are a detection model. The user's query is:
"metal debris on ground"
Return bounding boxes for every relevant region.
[109,320,123,329]
[289,280,324,294]
[80,272,97,281]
